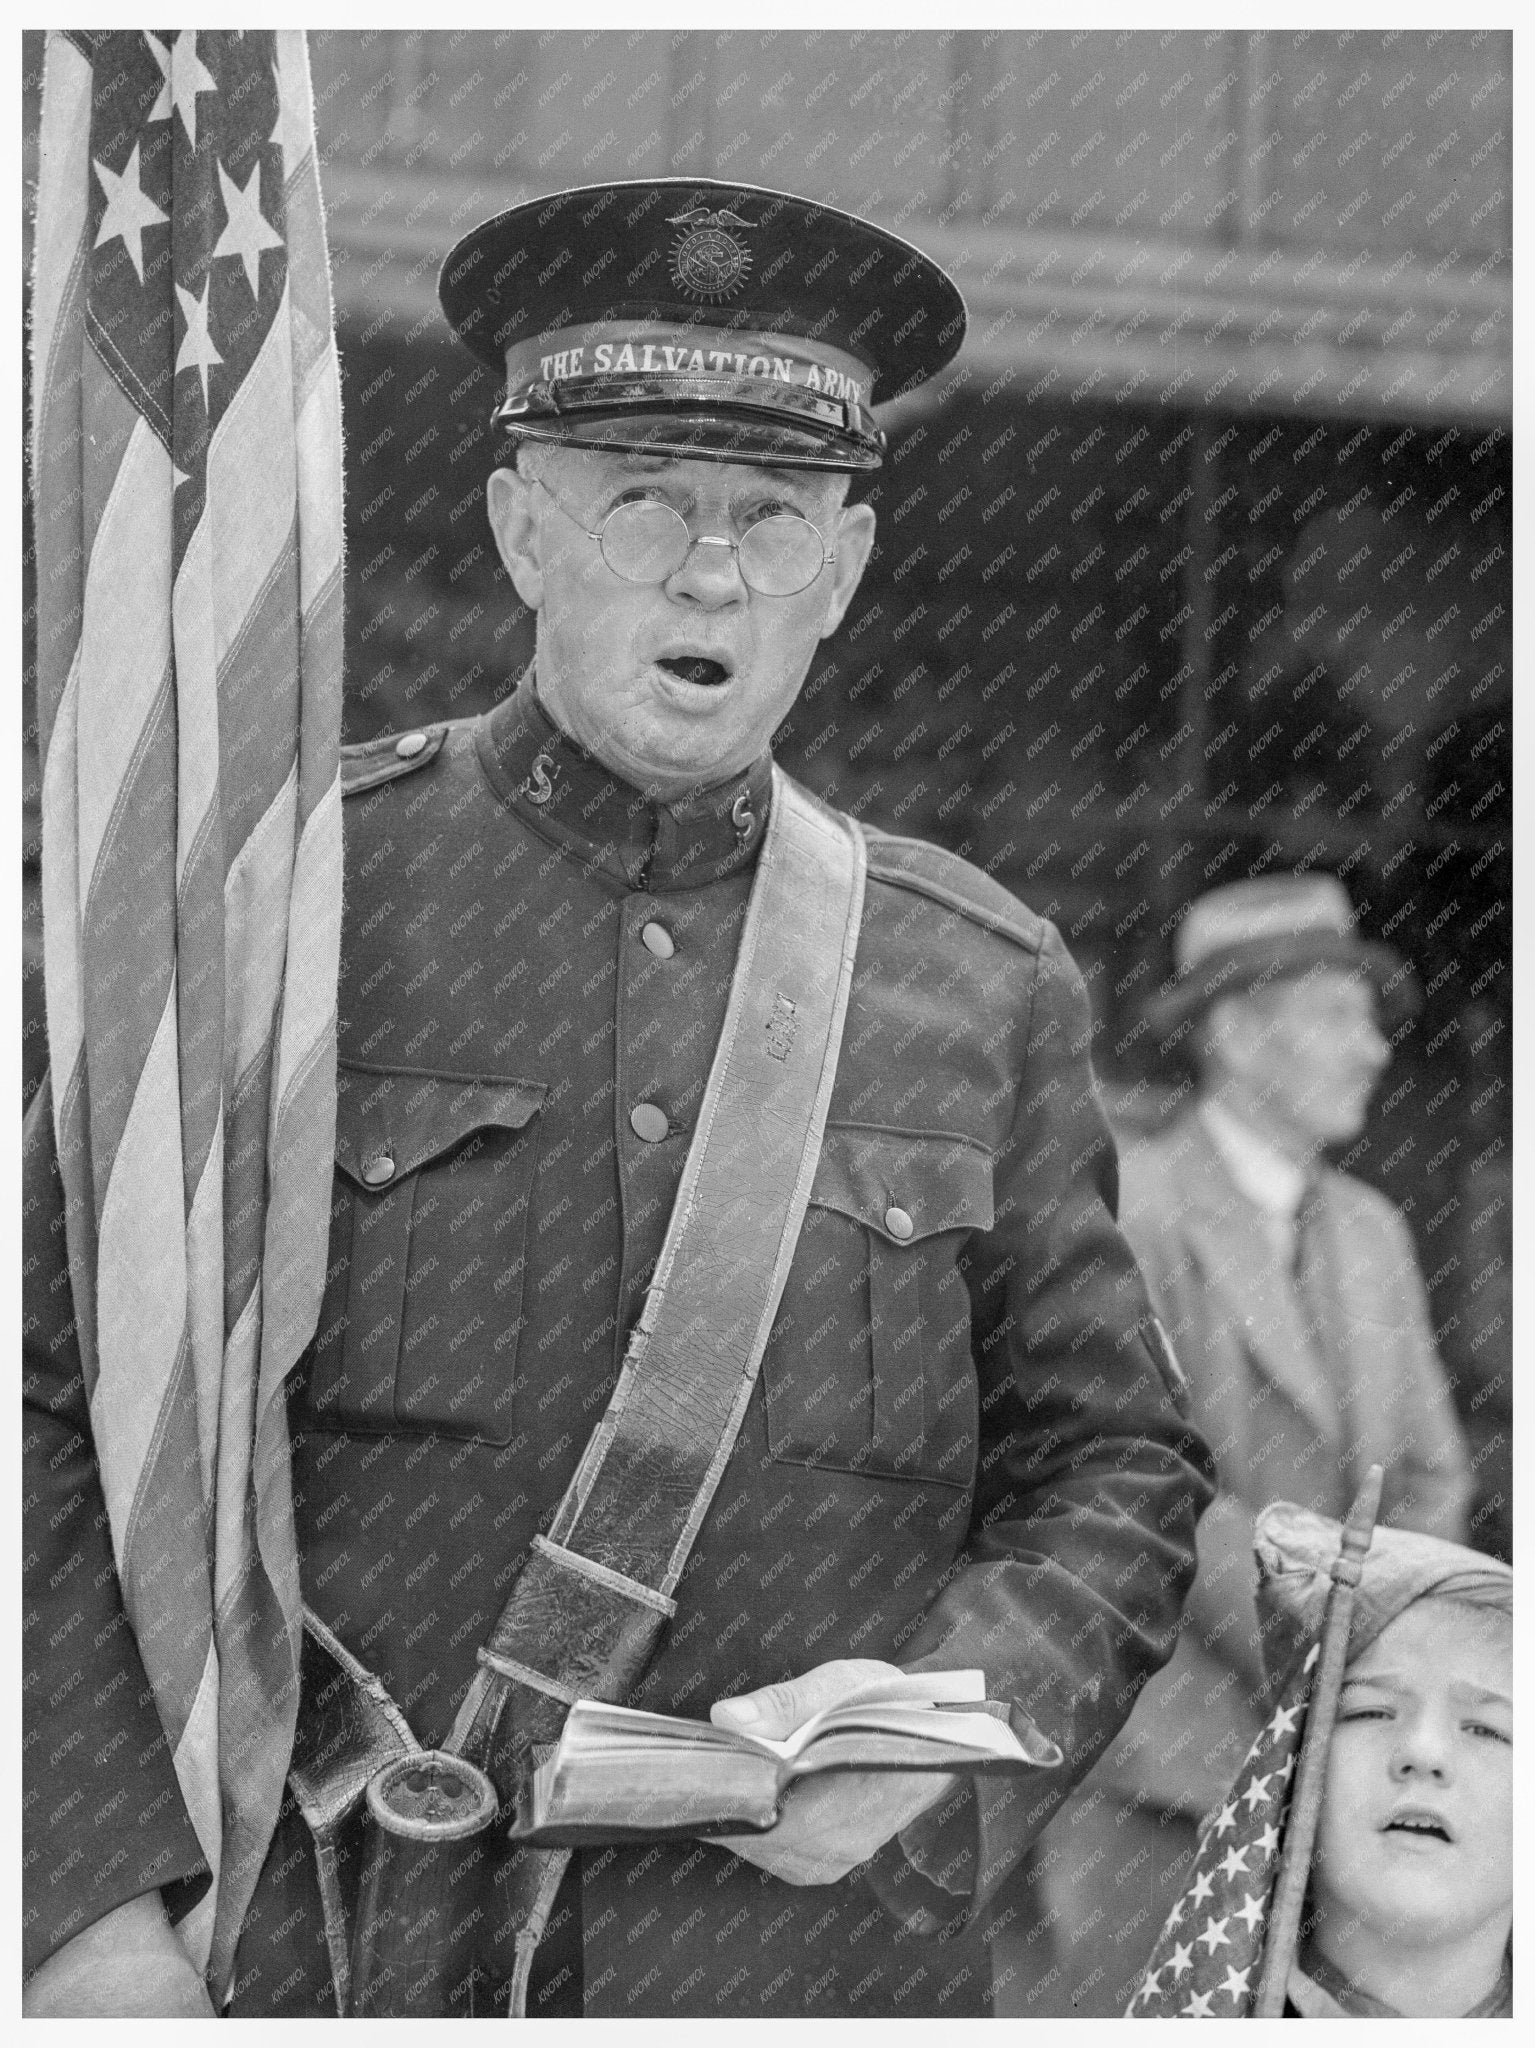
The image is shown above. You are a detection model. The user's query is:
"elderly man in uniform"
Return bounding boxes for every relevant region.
[1005,872,1472,2017]
[23,179,1213,2020]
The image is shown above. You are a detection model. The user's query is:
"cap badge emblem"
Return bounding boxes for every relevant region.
[667,207,753,303]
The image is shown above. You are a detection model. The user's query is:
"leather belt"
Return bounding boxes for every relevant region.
[286,769,867,2014]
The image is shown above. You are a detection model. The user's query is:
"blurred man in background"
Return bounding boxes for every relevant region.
[1004,872,1472,2017]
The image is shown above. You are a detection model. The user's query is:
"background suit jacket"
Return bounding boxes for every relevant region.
[1094,1107,1472,1819]
[23,678,1214,2015]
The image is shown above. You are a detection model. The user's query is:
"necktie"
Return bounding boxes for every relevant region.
[1290,1176,1328,1349]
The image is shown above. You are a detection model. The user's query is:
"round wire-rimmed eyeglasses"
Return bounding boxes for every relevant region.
[528,472,835,597]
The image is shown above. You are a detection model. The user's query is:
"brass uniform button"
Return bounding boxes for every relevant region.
[884,1205,914,1241]
[630,1103,670,1144]
[640,921,675,959]
[394,731,428,759]
[363,1153,396,1187]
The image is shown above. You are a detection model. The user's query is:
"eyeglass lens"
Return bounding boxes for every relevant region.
[599,501,827,596]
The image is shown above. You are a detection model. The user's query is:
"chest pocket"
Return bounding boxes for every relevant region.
[762,1124,993,1484]
[303,1062,547,1443]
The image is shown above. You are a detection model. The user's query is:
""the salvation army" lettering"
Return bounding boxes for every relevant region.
[535,339,862,405]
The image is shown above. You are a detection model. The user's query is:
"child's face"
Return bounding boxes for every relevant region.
[1313,1600,1512,1950]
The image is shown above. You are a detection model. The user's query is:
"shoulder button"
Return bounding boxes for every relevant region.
[341,724,447,797]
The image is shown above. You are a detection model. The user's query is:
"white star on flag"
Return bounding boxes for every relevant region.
[214,160,284,296]
[1167,1940,1195,1981]
[1305,1642,1321,1671]
[93,143,168,283]
[1256,1820,1281,1858]
[1219,1963,1252,2004]
[1233,1891,1266,1933]
[1136,1968,1162,2006]
[1210,1797,1239,1837]
[175,277,224,406]
[1241,1770,1275,1811]
[1181,1988,1216,2017]
[1277,1751,1297,1785]
[1196,1914,1231,1956]
[1189,1868,1216,1906]
[1218,1842,1252,1882]
[146,32,218,151]
[1267,1700,1302,1740]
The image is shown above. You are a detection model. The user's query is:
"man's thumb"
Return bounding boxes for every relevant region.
[711,1677,806,1738]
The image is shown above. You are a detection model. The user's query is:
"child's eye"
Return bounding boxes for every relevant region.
[1337,1706,1393,1723]
[1466,1720,1512,1745]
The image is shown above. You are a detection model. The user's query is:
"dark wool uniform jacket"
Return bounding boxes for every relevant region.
[23,676,1215,2017]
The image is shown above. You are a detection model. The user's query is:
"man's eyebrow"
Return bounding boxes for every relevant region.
[753,464,815,491]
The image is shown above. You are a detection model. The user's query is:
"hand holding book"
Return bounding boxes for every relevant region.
[512,1660,1061,1865]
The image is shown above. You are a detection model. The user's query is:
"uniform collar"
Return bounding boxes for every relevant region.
[475,669,772,892]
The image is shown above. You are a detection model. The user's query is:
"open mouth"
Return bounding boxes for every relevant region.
[1384,1813,1452,1843]
[658,657,731,688]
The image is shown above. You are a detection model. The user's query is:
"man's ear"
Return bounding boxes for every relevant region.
[487,463,543,611]
[817,499,876,641]
[1208,993,1267,1081]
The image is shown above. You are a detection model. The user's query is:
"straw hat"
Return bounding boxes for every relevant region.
[1145,873,1404,1048]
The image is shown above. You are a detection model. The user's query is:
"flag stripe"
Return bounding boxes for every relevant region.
[38,654,87,1124]
[120,1381,215,1744]
[184,1123,227,1503]
[224,1041,278,1331]
[218,544,306,868]
[28,37,92,460]
[75,419,174,899]
[226,761,301,1084]
[208,302,299,666]
[296,574,345,819]
[91,986,190,1528]
[78,672,179,1200]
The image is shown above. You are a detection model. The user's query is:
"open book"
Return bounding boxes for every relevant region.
[510,1669,1063,1844]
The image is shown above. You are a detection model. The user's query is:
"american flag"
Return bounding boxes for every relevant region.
[1127,1641,1321,2017]
[29,30,343,1994]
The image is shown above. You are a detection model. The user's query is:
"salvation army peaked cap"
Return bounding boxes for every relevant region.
[438,178,967,470]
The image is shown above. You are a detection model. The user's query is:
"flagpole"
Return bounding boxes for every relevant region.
[1251,1462,1384,2016]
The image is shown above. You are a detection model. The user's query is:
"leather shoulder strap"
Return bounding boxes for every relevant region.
[548,768,867,1591]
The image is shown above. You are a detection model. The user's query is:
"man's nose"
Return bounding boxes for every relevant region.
[1358,1021,1391,1079]
[665,533,748,605]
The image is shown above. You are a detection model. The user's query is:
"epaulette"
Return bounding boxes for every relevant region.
[340,724,448,797]
[861,824,1044,953]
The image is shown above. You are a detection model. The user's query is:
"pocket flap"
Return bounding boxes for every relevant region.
[334,1062,546,1189]
[809,1125,995,1244]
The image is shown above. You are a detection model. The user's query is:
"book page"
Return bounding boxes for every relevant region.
[770,1671,988,1759]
